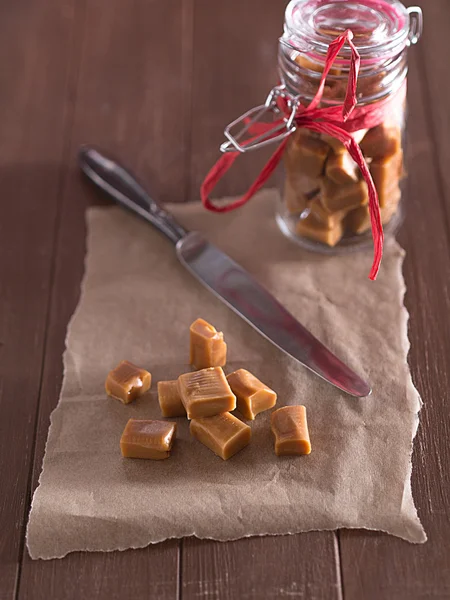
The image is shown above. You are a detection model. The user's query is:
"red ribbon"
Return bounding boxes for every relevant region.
[201,30,397,281]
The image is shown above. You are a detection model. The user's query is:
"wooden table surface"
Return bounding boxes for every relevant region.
[2,1,450,598]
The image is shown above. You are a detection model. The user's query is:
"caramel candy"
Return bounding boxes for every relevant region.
[284,179,308,215]
[284,130,330,178]
[326,151,359,185]
[296,210,344,247]
[284,177,319,215]
[178,367,236,419]
[321,129,367,154]
[120,418,176,460]
[344,205,371,235]
[271,406,311,456]
[360,124,401,159]
[294,54,344,98]
[190,412,251,460]
[345,196,400,234]
[321,178,368,212]
[370,151,403,207]
[308,197,346,230]
[190,318,227,370]
[295,54,342,77]
[226,369,277,420]
[105,360,151,404]
[158,380,186,418]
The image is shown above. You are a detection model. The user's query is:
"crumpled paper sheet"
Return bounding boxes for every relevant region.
[27,189,426,559]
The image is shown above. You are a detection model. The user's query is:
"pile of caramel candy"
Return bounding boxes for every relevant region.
[106,318,311,461]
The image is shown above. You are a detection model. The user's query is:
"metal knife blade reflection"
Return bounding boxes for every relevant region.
[79,146,371,398]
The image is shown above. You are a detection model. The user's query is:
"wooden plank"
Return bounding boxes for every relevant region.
[183,535,341,600]
[184,2,341,599]
[339,45,450,600]
[188,0,288,200]
[0,1,78,599]
[18,544,180,600]
[13,2,449,600]
[17,0,190,597]
[413,1,450,223]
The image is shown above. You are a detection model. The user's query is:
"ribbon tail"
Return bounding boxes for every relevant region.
[299,121,383,280]
[200,27,385,280]
[346,139,383,281]
[201,139,289,213]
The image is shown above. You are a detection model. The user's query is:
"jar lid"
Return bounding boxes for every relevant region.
[283,0,421,61]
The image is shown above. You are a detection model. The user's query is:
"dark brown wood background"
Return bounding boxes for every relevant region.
[1,1,449,598]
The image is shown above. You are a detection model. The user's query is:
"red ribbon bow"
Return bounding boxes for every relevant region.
[201,30,385,280]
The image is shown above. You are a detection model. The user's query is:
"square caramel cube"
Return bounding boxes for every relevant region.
[370,151,403,207]
[344,205,371,235]
[284,176,320,215]
[308,197,347,230]
[178,367,236,419]
[158,380,186,418]
[295,54,342,77]
[321,129,367,154]
[325,151,359,185]
[105,360,151,404]
[321,178,368,212]
[360,124,401,160]
[271,406,311,456]
[120,418,176,460]
[226,369,277,420]
[296,210,344,247]
[345,194,400,235]
[284,130,330,179]
[284,179,309,215]
[190,318,227,370]
[190,412,251,460]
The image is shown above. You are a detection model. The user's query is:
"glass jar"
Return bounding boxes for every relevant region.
[276,0,422,252]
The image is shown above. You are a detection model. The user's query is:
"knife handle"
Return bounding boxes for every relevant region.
[78,146,188,245]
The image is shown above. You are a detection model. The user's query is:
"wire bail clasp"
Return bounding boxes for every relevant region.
[407,6,423,46]
[220,85,300,154]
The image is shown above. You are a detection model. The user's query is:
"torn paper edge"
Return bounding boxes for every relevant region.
[26,211,427,560]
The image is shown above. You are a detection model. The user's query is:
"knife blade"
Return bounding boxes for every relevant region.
[78,146,371,398]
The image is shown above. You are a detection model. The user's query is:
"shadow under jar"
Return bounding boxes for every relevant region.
[276,0,422,253]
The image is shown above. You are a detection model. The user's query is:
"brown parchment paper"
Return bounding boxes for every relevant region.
[26,189,426,559]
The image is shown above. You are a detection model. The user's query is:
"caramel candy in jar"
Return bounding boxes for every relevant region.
[274,0,422,253]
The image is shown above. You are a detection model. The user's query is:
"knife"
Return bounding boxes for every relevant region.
[78,146,371,398]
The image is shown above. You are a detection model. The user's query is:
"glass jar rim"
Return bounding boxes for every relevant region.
[283,0,412,61]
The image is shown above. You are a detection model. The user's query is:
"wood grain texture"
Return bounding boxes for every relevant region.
[188,0,287,200]
[18,544,179,600]
[17,0,189,597]
[64,0,191,204]
[182,535,342,600]
[413,1,450,226]
[1,1,449,599]
[0,1,78,599]
[339,46,450,600]
[184,3,342,598]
